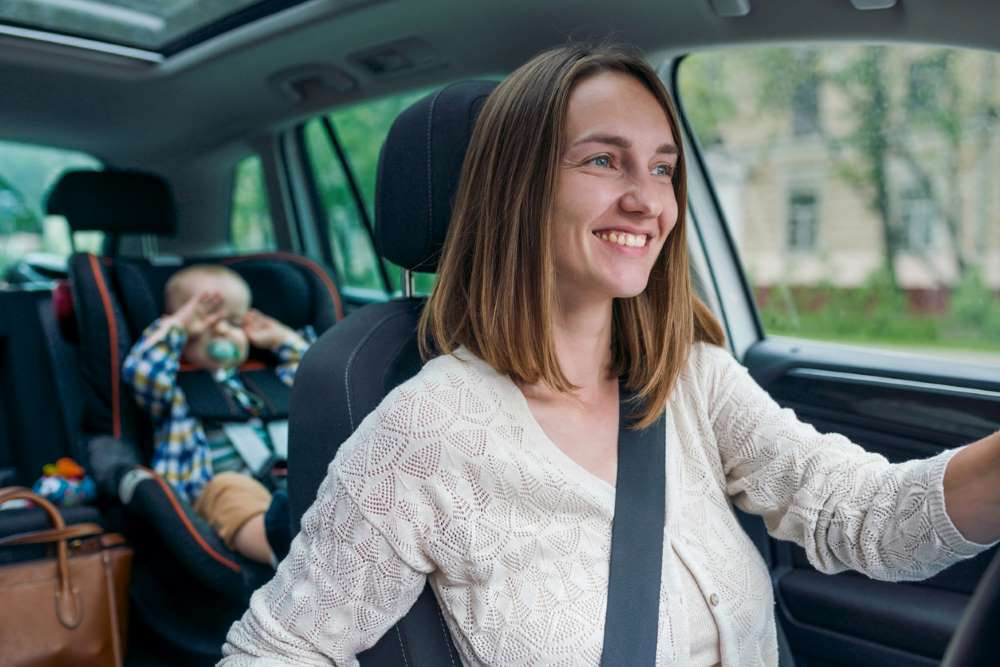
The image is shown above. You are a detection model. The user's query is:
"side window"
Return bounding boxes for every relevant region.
[0,140,102,283]
[230,155,276,251]
[678,44,1000,366]
[303,88,435,294]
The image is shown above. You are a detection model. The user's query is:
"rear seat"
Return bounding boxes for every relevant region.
[0,286,100,560]
[45,168,344,660]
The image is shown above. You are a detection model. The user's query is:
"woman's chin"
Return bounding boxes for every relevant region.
[608,276,651,299]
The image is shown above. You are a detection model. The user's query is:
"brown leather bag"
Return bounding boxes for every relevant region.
[0,487,133,667]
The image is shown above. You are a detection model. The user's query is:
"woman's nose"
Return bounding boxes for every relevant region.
[619,175,663,218]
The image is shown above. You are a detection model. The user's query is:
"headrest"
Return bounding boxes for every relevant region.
[112,256,337,340]
[46,169,177,236]
[375,80,497,272]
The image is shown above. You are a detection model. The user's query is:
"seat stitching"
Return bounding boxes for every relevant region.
[88,254,122,439]
[139,466,242,572]
[395,625,409,667]
[424,89,444,263]
[344,308,418,431]
[222,252,344,321]
[436,603,457,667]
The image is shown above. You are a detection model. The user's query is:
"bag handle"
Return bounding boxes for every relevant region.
[0,522,104,547]
[0,486,85,628]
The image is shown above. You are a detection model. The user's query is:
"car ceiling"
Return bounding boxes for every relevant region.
[0,0,997,166]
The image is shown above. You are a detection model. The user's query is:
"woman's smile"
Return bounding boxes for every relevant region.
[592,229,653,253]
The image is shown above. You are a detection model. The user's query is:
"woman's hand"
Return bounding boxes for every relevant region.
[242,308,303,350]
[164,291,226,337]
[943,429,1000,544]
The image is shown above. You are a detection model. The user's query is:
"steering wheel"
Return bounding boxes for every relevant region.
[941,547,1000,665]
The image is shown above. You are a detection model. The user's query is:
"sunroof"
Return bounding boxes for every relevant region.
[0,0,314,56]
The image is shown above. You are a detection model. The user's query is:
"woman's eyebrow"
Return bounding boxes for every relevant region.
[571,132,678,155]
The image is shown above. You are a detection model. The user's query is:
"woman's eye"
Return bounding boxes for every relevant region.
[588,155,612,168]
[653,164,674,177]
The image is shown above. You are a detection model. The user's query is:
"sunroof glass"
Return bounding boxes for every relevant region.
[0,0,308,54]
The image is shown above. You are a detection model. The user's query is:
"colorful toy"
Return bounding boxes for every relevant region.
[31,457,97,507]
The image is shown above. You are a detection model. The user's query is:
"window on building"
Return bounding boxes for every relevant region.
[787,189,819,251]
[792,76,820,136]
[0,140,102,284]
[230,155,275,251]
[900,187,936,252]
[907,54,953,120]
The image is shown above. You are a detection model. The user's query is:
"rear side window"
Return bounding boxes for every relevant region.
[230,155,276,251]
[303,88,435,294]
[0,140,102,284]
[677,44,1000,366]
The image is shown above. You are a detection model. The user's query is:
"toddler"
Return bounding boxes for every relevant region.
[120,264,311,565]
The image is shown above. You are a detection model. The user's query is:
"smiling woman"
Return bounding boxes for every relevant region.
[422,45,722,431]
[221,43,998,667]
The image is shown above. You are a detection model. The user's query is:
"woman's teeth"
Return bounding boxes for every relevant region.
[594,230,649,248]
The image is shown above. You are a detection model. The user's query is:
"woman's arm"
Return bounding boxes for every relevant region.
[944,430,1000,544]
[220,465,431,665]
[701,344,995,581]
[220,387,440,665]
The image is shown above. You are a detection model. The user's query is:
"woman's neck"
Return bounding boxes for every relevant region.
[530,295,615,403]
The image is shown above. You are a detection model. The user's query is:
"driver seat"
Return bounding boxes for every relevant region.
[288,80,497,664]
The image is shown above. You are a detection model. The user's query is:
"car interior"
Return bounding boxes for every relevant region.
[1,1,999,665]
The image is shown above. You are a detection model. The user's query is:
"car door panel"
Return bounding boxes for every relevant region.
[742,336,1000,665]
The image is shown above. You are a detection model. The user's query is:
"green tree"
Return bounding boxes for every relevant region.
[0,174,39,234]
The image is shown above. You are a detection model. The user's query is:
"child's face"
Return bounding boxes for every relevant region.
[181,275,251,372]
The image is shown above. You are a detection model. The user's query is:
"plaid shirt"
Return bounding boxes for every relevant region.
[122,318,312,503]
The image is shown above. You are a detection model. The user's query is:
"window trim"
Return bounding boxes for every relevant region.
[318,115,391,293]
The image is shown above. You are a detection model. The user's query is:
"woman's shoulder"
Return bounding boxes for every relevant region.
[393,345,504,402]
[331,347,508,473]
[685,340,739,378]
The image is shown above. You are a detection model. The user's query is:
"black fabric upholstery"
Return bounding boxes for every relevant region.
[124,476,270,598]
[288,298,424,528]
[374,80,497,272]
[67,253,138,441]
[47,169,177,236]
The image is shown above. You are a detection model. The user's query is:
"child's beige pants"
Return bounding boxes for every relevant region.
[193,472,271,548]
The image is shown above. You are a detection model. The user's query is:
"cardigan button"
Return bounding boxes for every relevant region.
[708,593,720,607]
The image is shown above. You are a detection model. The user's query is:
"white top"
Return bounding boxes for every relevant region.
[221,343,989,666]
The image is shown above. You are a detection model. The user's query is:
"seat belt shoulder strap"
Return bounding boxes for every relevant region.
[601,395,667,666]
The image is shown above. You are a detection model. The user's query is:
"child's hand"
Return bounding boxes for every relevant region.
[242,309,302,350]
[165,292,226,337]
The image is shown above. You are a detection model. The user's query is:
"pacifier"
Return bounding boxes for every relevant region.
[207,339,241,365]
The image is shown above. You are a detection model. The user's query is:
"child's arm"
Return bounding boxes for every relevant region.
[242,309,312,386]
[122,317,187,420]
[123,292,227,418]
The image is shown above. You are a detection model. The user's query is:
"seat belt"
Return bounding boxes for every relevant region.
[601,392,667,666]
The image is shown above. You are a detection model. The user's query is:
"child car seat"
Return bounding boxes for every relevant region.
[47,168,343,660]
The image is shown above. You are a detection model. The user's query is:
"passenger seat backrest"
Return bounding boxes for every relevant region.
[288,80,497,666]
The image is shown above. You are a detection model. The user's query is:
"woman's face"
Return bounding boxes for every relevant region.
[550,71,679,308]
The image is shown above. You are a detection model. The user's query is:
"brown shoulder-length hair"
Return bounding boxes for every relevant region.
[419,42,725,428]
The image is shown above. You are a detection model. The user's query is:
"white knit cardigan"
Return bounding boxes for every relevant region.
[221,343,989,666]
